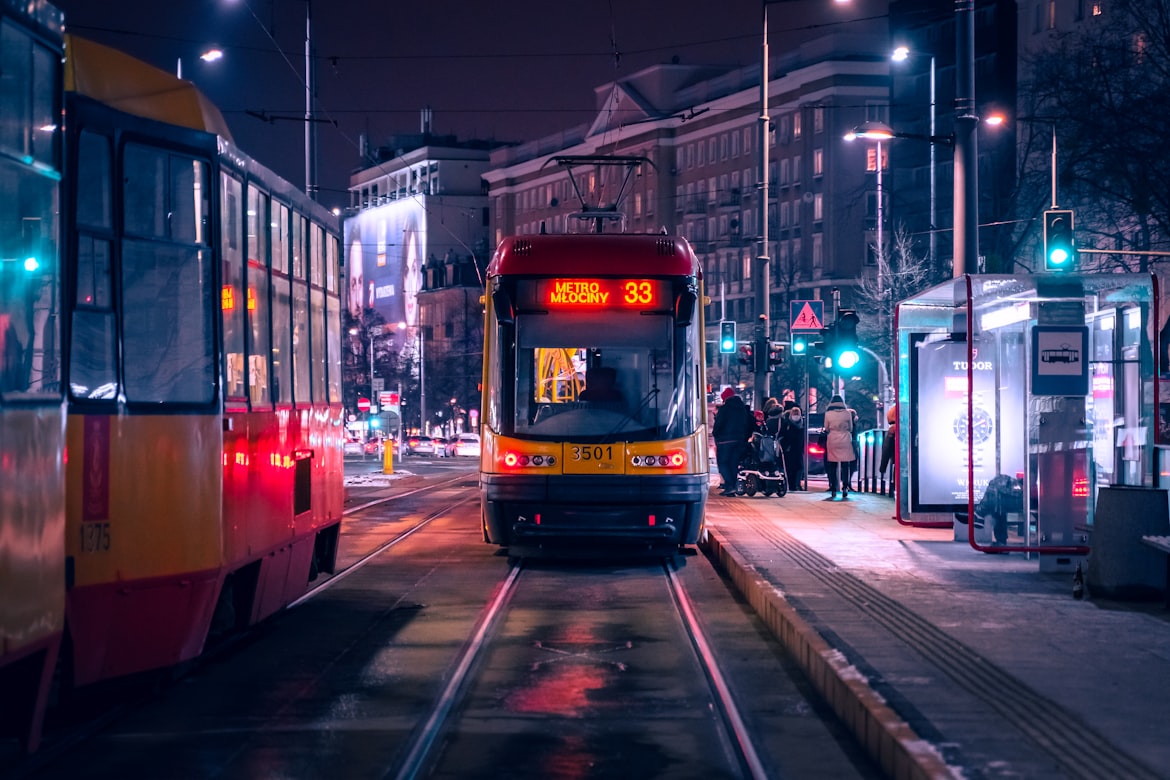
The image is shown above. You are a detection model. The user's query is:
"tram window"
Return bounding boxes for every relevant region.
[123,146,209,247]
[311,224,324,287]
[292,214,306,281]
[292,279,311,404]
[326,234,339,294]
[271,271,292,404]
[310,288,326,401]
[221,173,245,400]
[69,236,116,399]
[0,21,44,159]
[326,295,341,403]
[121,240,214,404]
[76,131,111,229]
[271,202,289,275]
[1,158,60,396]
[248,263,271,406]
[247,185,271,407]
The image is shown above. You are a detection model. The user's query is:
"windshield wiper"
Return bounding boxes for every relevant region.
[600,387,659,443]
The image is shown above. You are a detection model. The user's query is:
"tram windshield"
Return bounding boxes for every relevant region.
[504,308,699,442]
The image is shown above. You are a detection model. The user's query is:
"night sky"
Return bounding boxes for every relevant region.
[52,0,887,212]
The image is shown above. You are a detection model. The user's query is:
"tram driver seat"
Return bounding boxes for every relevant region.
[578,366,623,405]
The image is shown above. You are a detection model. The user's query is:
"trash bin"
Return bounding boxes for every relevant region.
[1085,486,1170,600]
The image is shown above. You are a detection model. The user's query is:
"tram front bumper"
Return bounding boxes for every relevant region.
[480,473,708,546]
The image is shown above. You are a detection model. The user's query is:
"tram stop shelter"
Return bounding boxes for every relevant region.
[892,273,1159,571]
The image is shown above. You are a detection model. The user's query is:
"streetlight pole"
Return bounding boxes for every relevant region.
[417,325,425,435]
[953,0,978,277]
[891,47,936,269]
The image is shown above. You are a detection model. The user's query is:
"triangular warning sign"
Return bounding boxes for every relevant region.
[792,303,823,330]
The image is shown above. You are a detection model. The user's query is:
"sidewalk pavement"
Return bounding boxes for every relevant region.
[700,485,1170,780]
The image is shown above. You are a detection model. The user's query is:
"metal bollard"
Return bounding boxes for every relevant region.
[383,441,394,474]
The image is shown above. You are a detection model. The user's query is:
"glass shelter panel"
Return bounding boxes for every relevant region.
[896,274,1155,552]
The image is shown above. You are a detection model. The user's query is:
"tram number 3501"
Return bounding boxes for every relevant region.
[571,445,615,462]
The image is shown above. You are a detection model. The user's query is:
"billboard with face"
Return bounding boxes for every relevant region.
[343,199,426,329]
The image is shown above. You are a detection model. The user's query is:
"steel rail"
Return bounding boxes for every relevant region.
[665,560,769,780]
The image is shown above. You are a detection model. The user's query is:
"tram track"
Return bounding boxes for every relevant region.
[4,479,479,779]
[390,557,771,780]
[737,513,1162,780]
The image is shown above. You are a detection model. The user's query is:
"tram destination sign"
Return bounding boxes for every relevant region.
[528,278,669,309]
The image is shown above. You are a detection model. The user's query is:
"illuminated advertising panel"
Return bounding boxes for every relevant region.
[342,199,426,328]
[910,335,1025,511]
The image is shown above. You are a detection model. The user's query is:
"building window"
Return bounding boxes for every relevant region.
[792,155,802,186]
[647,188,654,215]
[780,201,791,228]
[812,234,823,271]
[813,148,823,177]
[743,128,751,155]
[708,138,716,163]
[793,111,802,140]
[697,141,704,167]
[779,158,790,186]
[634,192,643,215]
[730,131,739,158]
[814,193,823,221]
[813,106,824,134]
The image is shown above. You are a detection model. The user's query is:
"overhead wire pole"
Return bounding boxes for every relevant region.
[953,0,978,277]
[755,0,772,408]
[304,0,316,200]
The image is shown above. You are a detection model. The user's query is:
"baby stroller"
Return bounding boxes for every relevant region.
[736,432,788,497]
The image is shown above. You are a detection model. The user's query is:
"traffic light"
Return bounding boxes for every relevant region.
[738,344,753,366]
[791,333,808,355]
[833,310,860,370]
[1043,209,1075,270]
[769,342,786,368]
[719,320,736,353]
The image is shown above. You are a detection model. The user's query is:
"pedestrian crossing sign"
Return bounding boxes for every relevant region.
[790,299,824,332]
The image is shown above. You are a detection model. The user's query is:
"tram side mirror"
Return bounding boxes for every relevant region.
[492,287,515,325]
[674,288,697,326]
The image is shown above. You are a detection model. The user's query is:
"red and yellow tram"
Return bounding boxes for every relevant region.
[58,38,343,687]
[0,0,65,752]
[479,234,709,550]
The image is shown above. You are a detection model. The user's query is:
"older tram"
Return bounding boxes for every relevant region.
[58,38,344,688]
[0,0,65,752]
[479,234,709,550]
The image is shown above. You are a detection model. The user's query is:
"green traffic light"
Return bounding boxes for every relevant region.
[1049,247,1070,265]
[837,349,860,370]
[792,336,807,354]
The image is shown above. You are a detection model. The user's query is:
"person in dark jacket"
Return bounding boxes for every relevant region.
[712,386,753,496]
[778,400,805,490]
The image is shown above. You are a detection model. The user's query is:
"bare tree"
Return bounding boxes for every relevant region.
[1021,0,1170,272]
[854,224,939,365]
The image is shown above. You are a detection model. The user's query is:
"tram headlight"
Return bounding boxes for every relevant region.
[630,450,687,469]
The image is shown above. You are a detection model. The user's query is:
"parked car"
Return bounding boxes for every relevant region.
[403,435,437,456]
[344,439,363,456]
[805,412,825,475]
[446,433,481,458]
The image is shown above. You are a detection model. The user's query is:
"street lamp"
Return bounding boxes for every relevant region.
[843,122,890,283]
[891,46,936,269]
